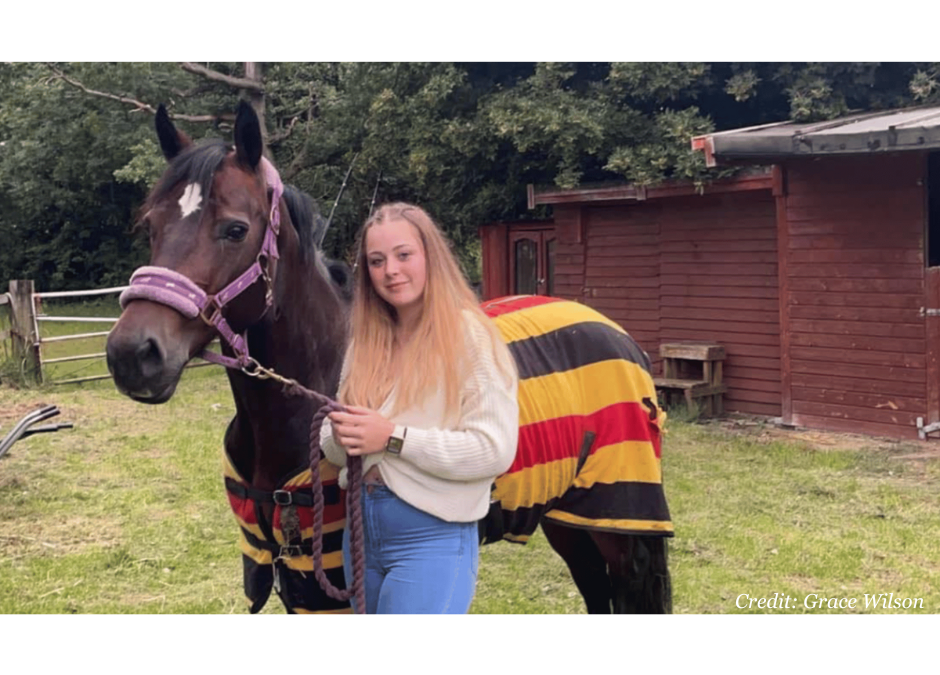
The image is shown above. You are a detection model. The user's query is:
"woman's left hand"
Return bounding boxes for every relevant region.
[328,406,396,456]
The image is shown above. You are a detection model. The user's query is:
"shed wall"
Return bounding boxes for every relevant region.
[781,154,927,438]
[574,191,781,417]
[583,204,663,370]
[658,191,781,416]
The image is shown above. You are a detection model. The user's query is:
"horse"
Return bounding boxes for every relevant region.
[106,101,673,614]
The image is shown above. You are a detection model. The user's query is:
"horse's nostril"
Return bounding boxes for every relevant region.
[136,337,165,378]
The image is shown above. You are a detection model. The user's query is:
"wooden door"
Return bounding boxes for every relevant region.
[509,230,555,296]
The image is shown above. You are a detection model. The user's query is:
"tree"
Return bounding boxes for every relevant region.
[1,62,935,292]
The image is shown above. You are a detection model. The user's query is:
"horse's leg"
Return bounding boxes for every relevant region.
[589,532,672,614]
[541,519,612,614]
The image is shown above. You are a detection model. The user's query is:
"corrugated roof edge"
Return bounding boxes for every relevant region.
[527,167,773,208]
[692,105,940,166]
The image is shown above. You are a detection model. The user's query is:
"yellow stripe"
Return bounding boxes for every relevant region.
[544,510,674,534]
[492,300,626,344]
[273,518,347,545]
[518,360,653,426]
[282,458,342,488]
[493,441,662,511]
[574,441,662,489]
[503,533,530,543]
[493,456,578,511]
[232,517,266,541]
[222,451,245,483]
[238,535,273,565]
[282,550,344,572]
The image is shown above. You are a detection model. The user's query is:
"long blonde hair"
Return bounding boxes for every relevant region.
[339,202,514,418]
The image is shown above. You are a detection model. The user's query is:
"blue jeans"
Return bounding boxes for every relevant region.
[342,484,479,614]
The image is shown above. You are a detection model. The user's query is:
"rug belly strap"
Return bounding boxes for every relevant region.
[224,451,351,613]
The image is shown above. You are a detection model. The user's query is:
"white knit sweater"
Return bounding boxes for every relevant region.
[319,312,519,523]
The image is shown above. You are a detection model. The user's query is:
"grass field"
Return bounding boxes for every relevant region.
[1,304,939,614]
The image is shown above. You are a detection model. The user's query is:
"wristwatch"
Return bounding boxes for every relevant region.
[385,425,407,455]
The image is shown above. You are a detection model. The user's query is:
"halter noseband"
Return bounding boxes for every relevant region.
[119,156,285,371]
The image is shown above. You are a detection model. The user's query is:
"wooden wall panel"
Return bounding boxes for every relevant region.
[782,154,928,438]
[578,191,780,416]
[582,204,662,370]
[659,190,781,417]
[552,206,586,302]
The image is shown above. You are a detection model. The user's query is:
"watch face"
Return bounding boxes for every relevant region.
[386,436,404,455]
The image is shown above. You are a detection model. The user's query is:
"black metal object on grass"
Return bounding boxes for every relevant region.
[0,405,73,460]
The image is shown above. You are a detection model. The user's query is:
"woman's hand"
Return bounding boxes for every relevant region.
[328,406,396,456]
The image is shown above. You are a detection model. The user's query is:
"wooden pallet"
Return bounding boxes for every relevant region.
[654,342,727,417]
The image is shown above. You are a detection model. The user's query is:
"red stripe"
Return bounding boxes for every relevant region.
[481,295,564,319]
[276,500,345,532]
[226,478,346,530]
[227,493,257,525]
[511,401,660,474]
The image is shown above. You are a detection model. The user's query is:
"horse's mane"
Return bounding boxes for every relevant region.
[283,185,325,264]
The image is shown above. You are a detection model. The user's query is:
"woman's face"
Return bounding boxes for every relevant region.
[365,217,428,318]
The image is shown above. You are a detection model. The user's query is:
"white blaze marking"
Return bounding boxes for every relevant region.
[178,183,203,218]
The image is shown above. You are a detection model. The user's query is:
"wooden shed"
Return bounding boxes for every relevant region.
[479,105,940,440]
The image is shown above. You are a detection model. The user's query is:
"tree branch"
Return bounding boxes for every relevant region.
[282,138,310,182]
[268,115,303,145]
[269,87,319,147]
[180,62,265,92]
[45,64,231,123]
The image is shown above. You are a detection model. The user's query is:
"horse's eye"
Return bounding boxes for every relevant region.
[224,222,249,242]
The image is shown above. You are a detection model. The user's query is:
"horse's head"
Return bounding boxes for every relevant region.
[107,102,287,403]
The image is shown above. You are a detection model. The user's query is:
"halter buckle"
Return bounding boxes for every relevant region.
[273,490,293,506]
[199,296,223,327]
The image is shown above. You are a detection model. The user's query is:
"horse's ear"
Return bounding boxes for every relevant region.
[234,100,263,170]
[155,104,191,161]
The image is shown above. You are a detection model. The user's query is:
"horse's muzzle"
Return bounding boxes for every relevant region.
[106,329,179,403]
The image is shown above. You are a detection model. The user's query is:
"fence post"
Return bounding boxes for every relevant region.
[9,280,42,385]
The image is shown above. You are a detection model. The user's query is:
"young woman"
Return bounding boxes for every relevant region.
[319,203,519,614]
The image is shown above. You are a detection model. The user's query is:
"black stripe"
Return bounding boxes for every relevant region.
[240,523,344,556]
[558,481,671,524]
[225,476,342,507]
[279,563,349,613]
[487,481,671,543]
[507,321,652,380]
[481,497,562,543]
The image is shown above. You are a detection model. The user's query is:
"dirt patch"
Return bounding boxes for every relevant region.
[704,413,923,454]
[0,515,122,558]
[0,402,54,426]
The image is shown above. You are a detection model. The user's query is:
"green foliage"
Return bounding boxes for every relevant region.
[1,62,934,292]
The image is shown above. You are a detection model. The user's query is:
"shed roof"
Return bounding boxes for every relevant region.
[691,105,940,167]
[526,168,772,208]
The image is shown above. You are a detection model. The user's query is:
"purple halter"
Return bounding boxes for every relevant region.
[119,156,285,371]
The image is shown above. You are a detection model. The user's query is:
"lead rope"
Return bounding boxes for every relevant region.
[243,360,366,613]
